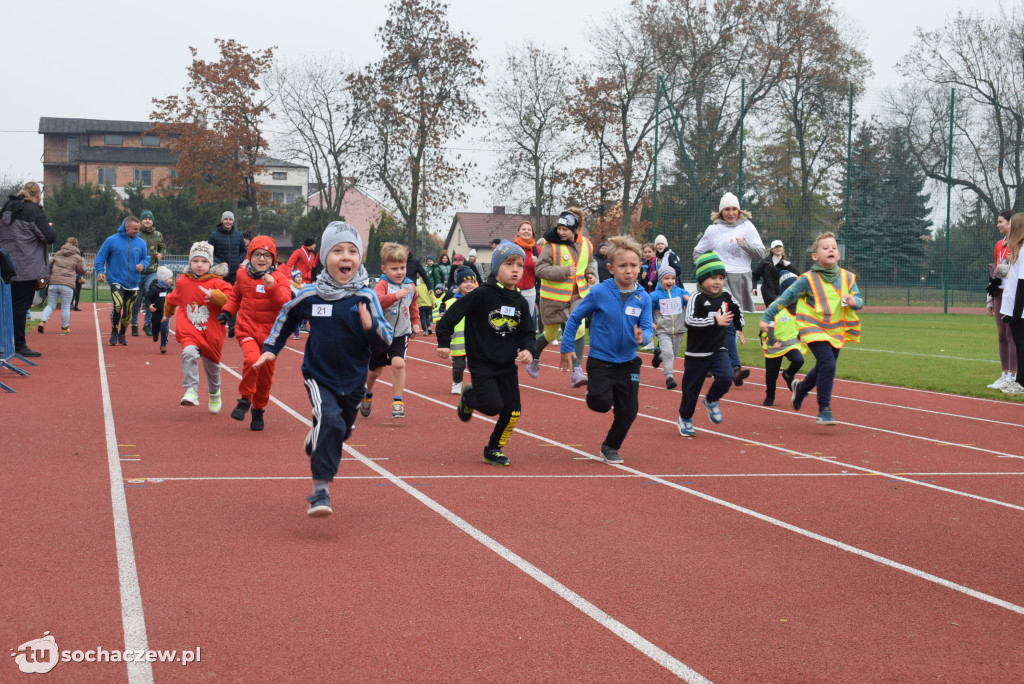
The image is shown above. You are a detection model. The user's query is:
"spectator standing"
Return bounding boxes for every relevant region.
[132,209,165,337]
[751,239,793,307]
[208,211,246,286]
[0,182,56,357]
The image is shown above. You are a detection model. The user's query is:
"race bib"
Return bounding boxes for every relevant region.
[256,284,266,293]
[500,306,517,316]
[659,298,683,316]
[625,306,641,317]
[312,304,333,317]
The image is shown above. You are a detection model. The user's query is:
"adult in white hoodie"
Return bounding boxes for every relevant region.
[692,192,765,384]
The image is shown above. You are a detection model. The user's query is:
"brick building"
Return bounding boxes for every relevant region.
[39,117,177,197]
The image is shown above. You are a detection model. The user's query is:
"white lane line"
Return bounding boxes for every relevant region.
[390,384,1024,616]
[409,353,1024,490]
[92,308,153,684]
[126,471,1024,482]
[217,363,709,683]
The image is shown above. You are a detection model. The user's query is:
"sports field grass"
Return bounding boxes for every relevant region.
[737,313,1017,400]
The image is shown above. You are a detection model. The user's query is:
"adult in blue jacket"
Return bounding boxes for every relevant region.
[95,216,149,346]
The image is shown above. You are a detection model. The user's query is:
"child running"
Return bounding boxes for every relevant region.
[649,264,690,389]
[145,266,174,353]
[361,242,421,419]
[290,268,305,340]
[164,241,233,411]
[416,275,435,336]
[218,236,293,431]
[760,231,863,424]
[440,266,478,394]
[254,222,392,517]
[758,270,805,406]
[560,236,653,464]
[436,242,535,467]
[676,251,745,437]
[526,208,597,388]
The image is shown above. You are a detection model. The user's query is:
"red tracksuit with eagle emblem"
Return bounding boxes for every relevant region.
[165,272,232,363]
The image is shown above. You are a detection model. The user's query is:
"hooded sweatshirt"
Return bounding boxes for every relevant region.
[94,219,150,288]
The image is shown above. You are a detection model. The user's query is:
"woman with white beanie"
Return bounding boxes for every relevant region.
[693,192,766,385]
[653,234,683,282]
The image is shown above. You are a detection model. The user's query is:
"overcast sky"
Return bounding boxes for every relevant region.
[1,0,1001,231]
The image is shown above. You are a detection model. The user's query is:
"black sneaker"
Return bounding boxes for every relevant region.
[117,333,128,346]
[306,490,333,517]
[599,444,624,464]
[652,349,662,368]
[249,409,265,431]
[109,330,118,346]
[131,325,139,337]
[666,377,677,390]
[230,398,251,421]
[457,384,473,422]
[482,447,510,467]
[733,366,750,386]
[791,377,807,411]
[15,346,41,358]
[781,368,794,388]
[143,323,152,337]
[763,397,774,406]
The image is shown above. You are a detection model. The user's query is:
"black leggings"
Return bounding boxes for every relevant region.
[764,349,804,399]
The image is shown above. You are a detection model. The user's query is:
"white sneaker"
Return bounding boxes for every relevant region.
[180,387,199,406]
[451,382,462,395]
[988,373,1011,389]
[1001,381,1024,394]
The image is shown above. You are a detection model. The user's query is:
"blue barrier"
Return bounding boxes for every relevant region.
[0,281,34,392]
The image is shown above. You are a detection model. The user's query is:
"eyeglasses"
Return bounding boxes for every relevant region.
[251,251,273,260]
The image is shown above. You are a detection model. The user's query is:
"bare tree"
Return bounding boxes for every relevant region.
[267,54,359,219]
[487,42,574,234]
[349,0,485,246]
[891,6,1024,213]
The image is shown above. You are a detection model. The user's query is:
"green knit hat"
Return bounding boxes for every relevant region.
[695,251,726,282]
[140,209,154,221]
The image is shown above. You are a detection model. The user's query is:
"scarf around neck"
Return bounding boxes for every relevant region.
[513,235,536,252]
[246,261,278,279]
[811,263,840,283]
[315,265,369,301]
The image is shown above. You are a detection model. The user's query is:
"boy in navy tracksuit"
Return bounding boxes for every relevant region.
[560,236,653,464]
[676,251,745,437]
[145,266,175,353]
[255,222,392,517]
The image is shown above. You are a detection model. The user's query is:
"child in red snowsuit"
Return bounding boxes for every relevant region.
[165,241,233,412]
[219,236,292,430]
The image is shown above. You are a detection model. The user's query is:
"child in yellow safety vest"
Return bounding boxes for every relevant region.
[758,270,805,407]
[416,276,435,336]
[442,267,477,394]
[526,207,598,388]
[759,232,863,425]
[431,284,446,328]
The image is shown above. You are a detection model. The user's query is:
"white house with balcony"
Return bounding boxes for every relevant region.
[256,157,309,209]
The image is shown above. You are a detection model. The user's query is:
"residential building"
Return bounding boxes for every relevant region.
[258,158,309,208]
[39,117,177,197]
[444,206,569,276]
[306,181,393,255]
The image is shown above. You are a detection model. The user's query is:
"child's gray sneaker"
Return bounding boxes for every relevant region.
[815,408,838,425]
[599,444,624,464]
[702,397,723,423]
[306,491,332,517]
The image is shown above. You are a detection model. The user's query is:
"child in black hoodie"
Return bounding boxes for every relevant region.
[677,251,745,437]
[146,266,174,353]
[436,242,536,467]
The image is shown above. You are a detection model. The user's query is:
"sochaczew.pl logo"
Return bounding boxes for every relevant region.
[11,632,201,673]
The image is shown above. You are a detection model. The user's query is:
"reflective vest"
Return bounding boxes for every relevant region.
[442,296,467,357]
[760,310,807,359]
[431,299,444,325]
[794,270,861,348]
[539,237,592,303]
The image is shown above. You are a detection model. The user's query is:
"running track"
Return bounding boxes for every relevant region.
[3,304,1022,682]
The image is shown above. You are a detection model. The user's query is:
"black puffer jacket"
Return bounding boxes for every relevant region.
[0,197,56,281]
[752,256,795,305]
[208,223,246,284]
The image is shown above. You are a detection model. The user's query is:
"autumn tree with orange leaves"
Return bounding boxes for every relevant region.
[151,39,275,228]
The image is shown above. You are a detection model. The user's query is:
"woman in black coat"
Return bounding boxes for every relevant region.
[751,239,794,306]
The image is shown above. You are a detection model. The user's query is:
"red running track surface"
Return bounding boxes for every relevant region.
[2,304,1022,682]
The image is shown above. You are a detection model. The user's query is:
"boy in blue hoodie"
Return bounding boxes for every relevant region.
[560,236,653,464]
[254,222,392,517]
[94,216,149,346]
[649,264,690,390]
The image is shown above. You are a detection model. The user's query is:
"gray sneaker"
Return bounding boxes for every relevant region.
[525,359,540,378]
[599,444,624,464]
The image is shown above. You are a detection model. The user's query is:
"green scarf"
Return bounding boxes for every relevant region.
[811,263,840,283]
